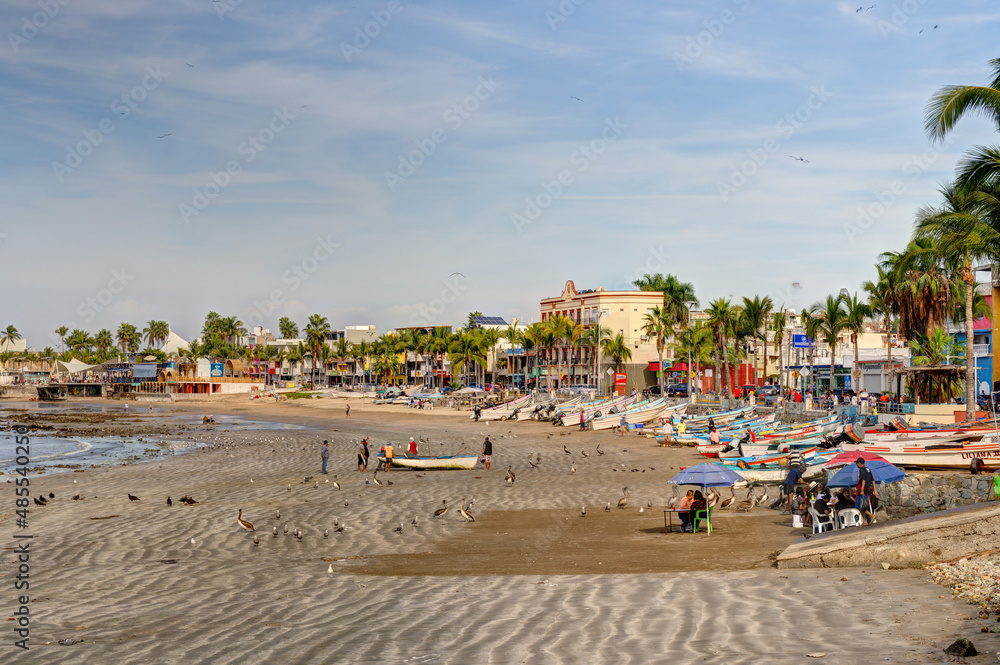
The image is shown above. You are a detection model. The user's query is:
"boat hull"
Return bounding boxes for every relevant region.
[377,455,479,470]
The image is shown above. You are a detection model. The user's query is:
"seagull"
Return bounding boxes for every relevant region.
[639,506,644,514]
[33,497,46,506]
[327,564,333,574]
[917,29,923,34]
[411,515,419,525]
[459,498,475,522]
[157,133,171,139]
[166,496,172,506]
[563,445,572,454]
[287,484,292,491]
[448,272,466,279]
[570,96,584,102]
[237,509,255,531]
[344,499,349,508]
[605,502,611,511]
[253,535,259,545]
[334,524,345,533]
[314,481,319,488]
[668,486,679,510]
[434,500,448,518]
[283,524,289,534]
[570,462,576,474]
[128,494,140,501]
[618,487,629,509]
[272,526,278,537]
[48,492,54,499]
[856,5,862,11]
[394,523,403,533]
[275,509,280,520]
[185,63,195,67]
[788,155,809,163]
[190,537,197,546]
[581,506,586,516]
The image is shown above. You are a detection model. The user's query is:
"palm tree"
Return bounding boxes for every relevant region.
[501,325,523,390]
[304,314,331,387]
[1,325,21,353]
[601,332,632,391]
[54,326,68,353]
[671,321,713,384]
[286,342,306,381]
[741,295,773,387]
[479,327,503,387]
[94,329,114,359]
[448,330,486,387]
[116,323,139,356]
[278,317,299,339]
[536,323,559,391]
[862,264,898,395]
[909,328,966,403]
[705,298,740,396]
[582,323,611,393]
[770,310,787,391]
[879,238,959,340]
[925,57,1000,193]
[633,273,698,326]
[914,183,1000,416]
[810,295,848,392]
[641,305,673,396]
[840,292,871,393]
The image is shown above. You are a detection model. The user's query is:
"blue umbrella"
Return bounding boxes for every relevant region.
[826,459,904,488]
[667,463,745,488]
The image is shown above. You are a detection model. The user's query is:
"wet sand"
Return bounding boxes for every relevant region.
[2,396,997,663]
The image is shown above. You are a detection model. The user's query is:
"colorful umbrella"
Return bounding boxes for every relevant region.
[822,450,887,469]
[667,463,745,488]
[826,459,904,487]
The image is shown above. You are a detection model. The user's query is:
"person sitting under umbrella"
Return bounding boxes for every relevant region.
[686,490,706,533]
[677,490,695,531]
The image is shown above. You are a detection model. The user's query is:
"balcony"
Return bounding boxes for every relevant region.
[973,343,991,357]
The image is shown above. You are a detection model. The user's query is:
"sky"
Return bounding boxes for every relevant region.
[2,0,999,351]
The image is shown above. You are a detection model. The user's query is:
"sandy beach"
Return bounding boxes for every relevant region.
[3,396,997,663]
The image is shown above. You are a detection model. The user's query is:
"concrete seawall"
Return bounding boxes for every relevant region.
[777,501,1000,569]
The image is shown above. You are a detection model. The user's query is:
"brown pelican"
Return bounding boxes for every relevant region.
[332,477,341,490]
[563,445,572,454]
[720,486,736,509]
[166,496,172,506]
[667,486,680,510]
[758,486,770,506]
[128,494,140,502]
[528,454,538,469]
[580,448,588,458]
[237,509,255,531]
[618,487,629,509]
[459,498,475,522]
[372,471,384,488]
[505,466,515,485]
[433,500,449,518]
[707,491,720,509]
[596,443,604,456]
[736,489,754,512]
[334,524,345,532]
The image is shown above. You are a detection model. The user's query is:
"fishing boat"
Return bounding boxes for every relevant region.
[477,394,534,421]
[731,458,830,484]
[840,436,1000,470]
[378,454,479,470]
[556,395,637,426]
[757,414,842,440]
[590,398,669,431]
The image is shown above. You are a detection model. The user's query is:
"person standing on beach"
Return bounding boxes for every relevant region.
[346,403,350,417]
[358,438,369,472]
[408,437,418,456]
[855,458,877,524]
[321,440,330,474]
[579,410,586,431]
[662,419,674,446]
[384,441,394,471]
[482,436,493,470]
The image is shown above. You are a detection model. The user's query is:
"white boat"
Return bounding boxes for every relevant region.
[732,459,828,484]
[378,454,479,470]
[557,395,636,426]
[477,394,534,420]
[591,399,668,431]
[841,437,1000,470]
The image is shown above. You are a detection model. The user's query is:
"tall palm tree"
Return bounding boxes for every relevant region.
[925,57,1000,193]
[741,295,773,387]
[116,323,139,355]
[810,295,848,392]
[535,323,559,391]
[909,328,966,404]
[670,322,714,386]
[479,327,503,387]
[600,332,632,377]
[914,183,1000,417]
[582,323,611,393]
[1,325,21,353]
[94,329,114,358]
[862,264,898,394]
[54,326,68,353]
[448,330,486,387]
[278,317,299,339]
[879,238,959,340]
[524,323,545,391]
[705,298,740,396]
[303,314,330,387]
[641,305,673,396]
[841,292,871,394]
[633,273,698,326]
[770,310,787,391]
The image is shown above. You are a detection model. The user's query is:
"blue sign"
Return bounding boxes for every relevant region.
[132,363,157,379]
[843,376,851,389]
[210,363,224,378]
[792,334,812,348]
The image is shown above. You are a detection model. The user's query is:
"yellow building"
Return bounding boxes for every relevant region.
[538,280,667,392]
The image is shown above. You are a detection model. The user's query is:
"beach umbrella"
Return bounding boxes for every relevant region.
[826,459,904,487]
[822,450,887,469]
[667,463,745,488]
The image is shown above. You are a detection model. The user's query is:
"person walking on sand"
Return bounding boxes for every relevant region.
[579,410,586,431]
[482,436,493,470]
[321,440,330,474]
[384,441,394,471]
[855,458,877,525]
[345,403,350,417]
[358,437,369,472]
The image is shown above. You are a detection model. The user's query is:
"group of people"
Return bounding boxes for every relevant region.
[783,457,880,528]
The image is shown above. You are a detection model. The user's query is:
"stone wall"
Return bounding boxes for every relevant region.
[879,474,998,518]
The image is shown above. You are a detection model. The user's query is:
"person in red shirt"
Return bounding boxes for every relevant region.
[408,437,418,456]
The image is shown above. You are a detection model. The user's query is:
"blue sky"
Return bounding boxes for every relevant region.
[2,0,999,349]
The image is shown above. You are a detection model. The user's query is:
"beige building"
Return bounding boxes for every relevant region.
[538,280,667,391]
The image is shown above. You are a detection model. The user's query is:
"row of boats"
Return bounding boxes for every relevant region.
[477,392,684,431]
[682,408,1000,483]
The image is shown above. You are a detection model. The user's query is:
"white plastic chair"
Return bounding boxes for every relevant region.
[838,509,862,528]
[809,507,834,534]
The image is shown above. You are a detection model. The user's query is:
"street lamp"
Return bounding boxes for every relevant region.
[683,301,697,400]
